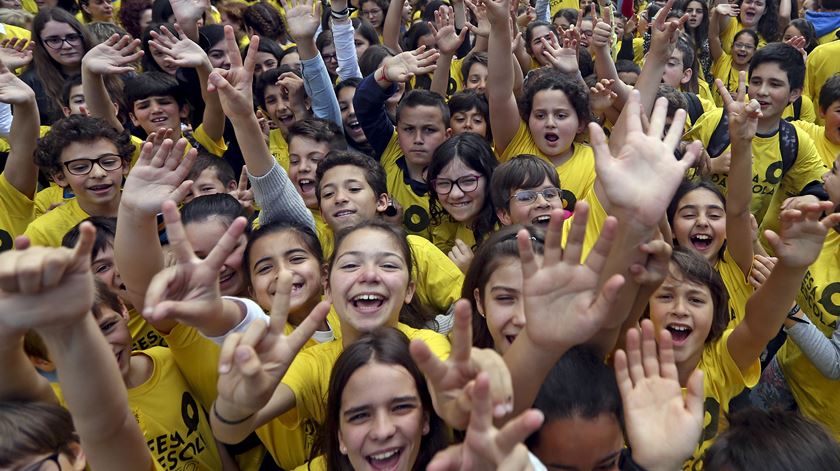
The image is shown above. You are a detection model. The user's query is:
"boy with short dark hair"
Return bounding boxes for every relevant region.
[686,42,828,234]
[24,115,135,247]
[490,154,568,226]
[353,46,450,238]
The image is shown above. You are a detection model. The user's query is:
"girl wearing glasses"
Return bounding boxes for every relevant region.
[426,133,498,271]
[709,4,758,105]
[23,8,96,125]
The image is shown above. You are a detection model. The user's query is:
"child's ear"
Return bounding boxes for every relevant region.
[53,171,69,188]
[444,127,452,139]
[62,106,72,117]
[789,88,802,105]
[681,67,693,85]
[403,280,416,304]
[226,180,238,192]
[322,264,332,301]
[473,287,486,318]
[179,104,189,119]
[129,112,140,127]
[496,207,512,225]
[375,193,390,213]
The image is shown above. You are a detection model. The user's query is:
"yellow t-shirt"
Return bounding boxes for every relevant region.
[561,185,608,259]
[430,219,477,254]
[782,95,817,124]
[129,306,168,352]
[710,53,741,107]
[793,120,840,168]
[817,28,840,45]
[0,172,35,252]
[719,19,767,55]
[549,0,579,20]
[715,248,753,328]
[281,323,451,429]
[22,198,91,247]
[128,347,224,471]
[269,128,290,170]
[34,185,73,218]
[380,133,434,238]
[500,120,596,213]
[449,56,465,96]
[683,329,760,470]
[685,108,827,229]
[777,230,840,440]
[804,41,840,125]
[0,23,31,42]
[131,123,227,160]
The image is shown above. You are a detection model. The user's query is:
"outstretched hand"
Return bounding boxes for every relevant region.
[121,138,196,215]
[149,24,210,70]
[517,204,625,350]
[82,34,143,76]
[0,38,33,70]
[380,46,439,83]
[281,0,323,42]
[430,4,468,56]
[0,59,34,105]
[615,320,704,471]
[765,202,840,270]
[593,90,699,226]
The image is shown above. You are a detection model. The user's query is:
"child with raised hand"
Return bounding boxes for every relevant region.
[352,45,446,237]
[0,225,159,471]
[0,58,39,252]
[647,196,840,467]
[771,152,840,440]
[486,0,594,214]
[665,72,758,327]
[709,2,757,107]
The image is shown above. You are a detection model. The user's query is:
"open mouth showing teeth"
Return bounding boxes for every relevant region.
[690,234,713,250]
[366,448,402,468]
[298,179,314,192]
[531,215,551,225]
[666,324,692,343]
[334,209,355,218]
[348,120,361,129]
[544,133,559,143]
[89,184,111,192]
[219,271,234,285]
[291,282,304,293]
[151,116,168,123]
[352,294,385,310]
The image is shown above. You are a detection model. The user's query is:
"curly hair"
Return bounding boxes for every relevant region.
[35,115,134,175]
[118,0,152,39]
[520,68,590,125]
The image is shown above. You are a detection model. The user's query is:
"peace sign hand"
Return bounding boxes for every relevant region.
[229,166,255,213]
[716,71,761,144]
[410,301,514,430]
[216,271,331,415]
[142,200,248,328]
[208,26,259,119]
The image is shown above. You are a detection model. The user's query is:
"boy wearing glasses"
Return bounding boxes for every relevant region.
[490,154,568,226]
[23,115,134,247]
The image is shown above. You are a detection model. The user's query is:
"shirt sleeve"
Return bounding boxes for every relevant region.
[353,74,398,158]
[301,54,342,129]
[332,18,363,80]
[785,319,840,380]
[250,162,317,231]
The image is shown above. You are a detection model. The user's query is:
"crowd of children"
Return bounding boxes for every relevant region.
[1,0,840,468]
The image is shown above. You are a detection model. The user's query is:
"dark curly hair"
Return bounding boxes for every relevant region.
[520,68,590,125]
[118,0,152,39]
[35,115,134,176]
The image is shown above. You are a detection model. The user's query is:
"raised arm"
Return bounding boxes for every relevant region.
[717,72,757,276]
[728,202,840,373]
[284,0,343,127]
[708,3,737,62]
[116,138,197,315]
[169,0,209,41]
[589,6,632,107]
[430,5,468,97]
[4,226,154,471]
[485,0,519,155]
[383,0,406,52]
[150,25,225,143]
[504,204,626,416]
[81,34,143,133]
[330,0,363,80]
[0,60,39,198]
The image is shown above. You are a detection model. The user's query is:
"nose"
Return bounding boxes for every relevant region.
[461,120,473,131]
[413,129,423,144]
[511,306,526,327]
[334,188,349,204]
[448,183,465,199]
[358,261,382,283]
[672,296,689,317]
[370,411,397,440]
[534,192,551,208]
[89,162,108,178]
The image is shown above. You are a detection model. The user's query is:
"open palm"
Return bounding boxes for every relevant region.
[121,139,196,215]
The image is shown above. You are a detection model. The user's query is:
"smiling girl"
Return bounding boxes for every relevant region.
[709,10,758,106]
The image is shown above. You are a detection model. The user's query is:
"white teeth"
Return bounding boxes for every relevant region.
[533,215,551,223]
[693,234,711,241]
[354,294,383,301]
[370,449,398,461]
[669,325,690,332]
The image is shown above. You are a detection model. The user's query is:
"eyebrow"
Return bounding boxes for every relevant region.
[490,286,519,293]
[335,250,403,261]
[343,395,419,417]
[678,204,724,212]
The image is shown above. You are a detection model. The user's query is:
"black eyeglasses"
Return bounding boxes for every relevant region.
[42,33,83,50]
[430,174,482,195]
[508,187,562,205]
[63,154,124,176]
[18,452,60,471]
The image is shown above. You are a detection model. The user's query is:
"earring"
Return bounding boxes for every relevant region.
[340,445,348,454]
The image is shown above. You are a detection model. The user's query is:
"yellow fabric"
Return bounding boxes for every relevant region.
[697,79,715,105]
[549,0,579,19]
[34,185,73,218]
[500,120,596,212]
[803,41,840,124]
[449,56,465,96]
[719,18,767,55]
[685,108,828,230]
[710,53,741,107]
[127,347,224,471]
[406,234,465,314]
[0,172,35,252]
[430,219,477,254]
[793,120,840,168]
[561,185,608,259]
[128,307,167,351]
[269,128,290,170]
[281,323,450,429]
[381,132,434,238]
[683,329,760,470]
[0,23,31,42]
[782,95,816,124]
[817,28,840,44]
[130,123,227,161]
[777,231,840,440]
[21,0,37,13]
[715,248,754,328]
[632,37,645,66]
[22,198,90,247]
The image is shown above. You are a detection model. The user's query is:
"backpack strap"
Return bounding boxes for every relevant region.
[706,110,730,158]
[778,119,798,176]
[684,92,704,125]
[785,96,802,122]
